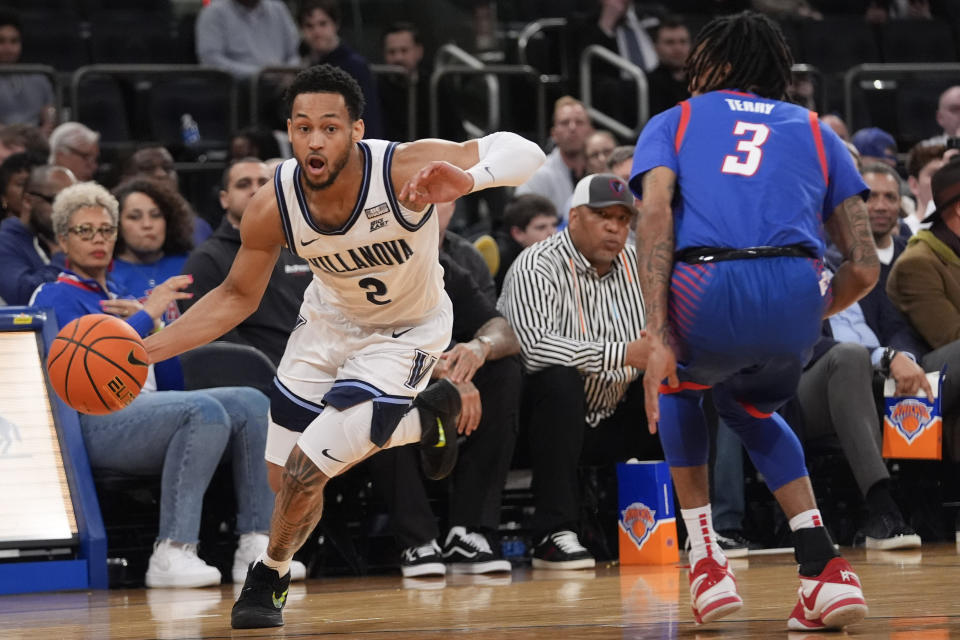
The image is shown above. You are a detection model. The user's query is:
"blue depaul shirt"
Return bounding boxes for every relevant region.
[629,90,868,257]
[29,270,184,390]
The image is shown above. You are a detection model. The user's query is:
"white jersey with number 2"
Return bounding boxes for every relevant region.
[274,139,445,327]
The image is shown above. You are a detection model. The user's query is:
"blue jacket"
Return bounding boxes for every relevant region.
[30,270,184,389]
[0,217,65,305]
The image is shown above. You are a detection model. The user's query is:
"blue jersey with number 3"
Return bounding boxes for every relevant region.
[629,90,867,257]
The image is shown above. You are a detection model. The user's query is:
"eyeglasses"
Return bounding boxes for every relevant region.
[27,191,55,204]
[66,224,118,241]
[65,145,99,162]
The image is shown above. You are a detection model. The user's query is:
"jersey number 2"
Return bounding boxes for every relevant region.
[359,277,391,305]
[721,121,770,177]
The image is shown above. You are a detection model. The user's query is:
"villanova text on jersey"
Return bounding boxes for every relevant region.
[305,238,415,274]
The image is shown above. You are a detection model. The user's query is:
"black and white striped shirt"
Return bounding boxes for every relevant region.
[497,229,645,426]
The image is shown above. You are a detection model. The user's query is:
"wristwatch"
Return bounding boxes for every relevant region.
[476,335,494,356]
[880,347,897,378]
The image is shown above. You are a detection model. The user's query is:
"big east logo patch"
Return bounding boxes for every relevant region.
[887,398,934,443]
[620,502,656,549]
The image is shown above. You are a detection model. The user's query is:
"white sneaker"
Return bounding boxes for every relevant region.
[145,540,222,588]
[232,533,307,583]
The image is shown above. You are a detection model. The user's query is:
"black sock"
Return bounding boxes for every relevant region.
[793,527,839,577]
[865,479,899,517]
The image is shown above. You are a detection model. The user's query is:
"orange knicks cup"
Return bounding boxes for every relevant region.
[616,460,679,565]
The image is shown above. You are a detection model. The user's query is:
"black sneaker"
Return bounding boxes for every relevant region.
[231,561,291,629]
[531,530,595,570]
[400,540,446,577]
[414,379,461,480]
[442,526,511,574]
[855,511,921,550]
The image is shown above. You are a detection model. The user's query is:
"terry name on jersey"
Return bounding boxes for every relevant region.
[306,238,415,274]
[724,98,775,114]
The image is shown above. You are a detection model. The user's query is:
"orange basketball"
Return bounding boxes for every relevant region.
[47,313,150,415]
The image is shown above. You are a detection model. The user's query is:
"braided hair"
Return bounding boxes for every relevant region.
[685,11,793,100]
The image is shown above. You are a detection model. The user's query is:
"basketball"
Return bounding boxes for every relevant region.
[46,313,149,415]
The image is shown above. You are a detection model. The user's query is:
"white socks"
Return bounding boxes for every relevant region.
[788,508,824,531]
[257,552,291,578]
[681,504,724,566]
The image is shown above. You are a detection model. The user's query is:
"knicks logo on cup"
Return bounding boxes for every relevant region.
[620,502,656,549]
[887,398,934,443]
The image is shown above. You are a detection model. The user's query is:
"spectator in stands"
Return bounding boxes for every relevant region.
[379,21,465,141]
[180,158,310,367]
[436,201,497,302]
[889,158,960,371]
[905,143,946,232]
[494,195,559,294]
[821,114,850,142]
[29,181,305,588]
[123,147,178,189]
[922,86,960,147]
[195,0,299,79]
[852,127,897,168]
[585,131,617,176]
[370,243,522,578]
[0,10,56,134]
[110,178,195,324]
[647,16,692,116]
[0,123,48,162]
[297,0,383,139]
[121,145,213,246]
[0,151,43,219]
[585,0,659,72]
[49,123,99,182]
[498,174,657,569]
[516,97,593,220]
[0,164,75,305]
[229,128,282,162]
[607,145,634,182]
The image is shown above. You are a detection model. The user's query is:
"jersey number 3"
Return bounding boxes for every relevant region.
[721,121,770,177]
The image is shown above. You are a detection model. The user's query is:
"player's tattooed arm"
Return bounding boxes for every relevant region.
[636,167,677,342]
[267,446,329,562]
[823,194,880,317]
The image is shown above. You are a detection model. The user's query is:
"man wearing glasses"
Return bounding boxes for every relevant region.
[0,164,76,304]
[49,122,100,182]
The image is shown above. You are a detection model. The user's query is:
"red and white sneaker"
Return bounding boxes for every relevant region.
[689,556,743,624]
[787,557,867,631]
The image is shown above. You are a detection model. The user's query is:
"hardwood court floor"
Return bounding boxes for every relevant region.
[0,544,958,639]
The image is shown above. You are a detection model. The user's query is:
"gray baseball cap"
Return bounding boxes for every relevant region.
[570,173,637,216]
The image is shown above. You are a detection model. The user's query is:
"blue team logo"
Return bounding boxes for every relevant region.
[621,502,656,549]
[888,399,935,443]
[609,179,625,195]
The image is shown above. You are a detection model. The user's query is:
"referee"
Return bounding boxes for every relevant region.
[498,173,659,570]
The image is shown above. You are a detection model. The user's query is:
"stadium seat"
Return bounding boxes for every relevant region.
[143,74,236,150]
[879,19,957,63]
[796,18,881,73]
[72,75,132,145]
[179,342,276,396]
[88,12,178,64]
[18,12,90,72]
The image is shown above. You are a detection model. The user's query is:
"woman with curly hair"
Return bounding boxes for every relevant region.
[111,177,195,322]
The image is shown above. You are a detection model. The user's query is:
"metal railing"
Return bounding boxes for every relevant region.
[579,45,648,140]
[844,63,960,130]
[0,64,62,122]
[430,63,546,144]
[71,64,237,143]
[434,44,498,139]
[517,17,568,84]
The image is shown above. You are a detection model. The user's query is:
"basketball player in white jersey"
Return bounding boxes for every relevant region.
[141,65,545,629]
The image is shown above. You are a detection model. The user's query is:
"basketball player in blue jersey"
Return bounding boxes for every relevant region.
[629,13,879,632]
[141,65,545,629]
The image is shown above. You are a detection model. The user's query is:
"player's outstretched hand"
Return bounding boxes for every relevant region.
[399,161,474,210]
[642,337,679,434]
[142,274,194,321]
